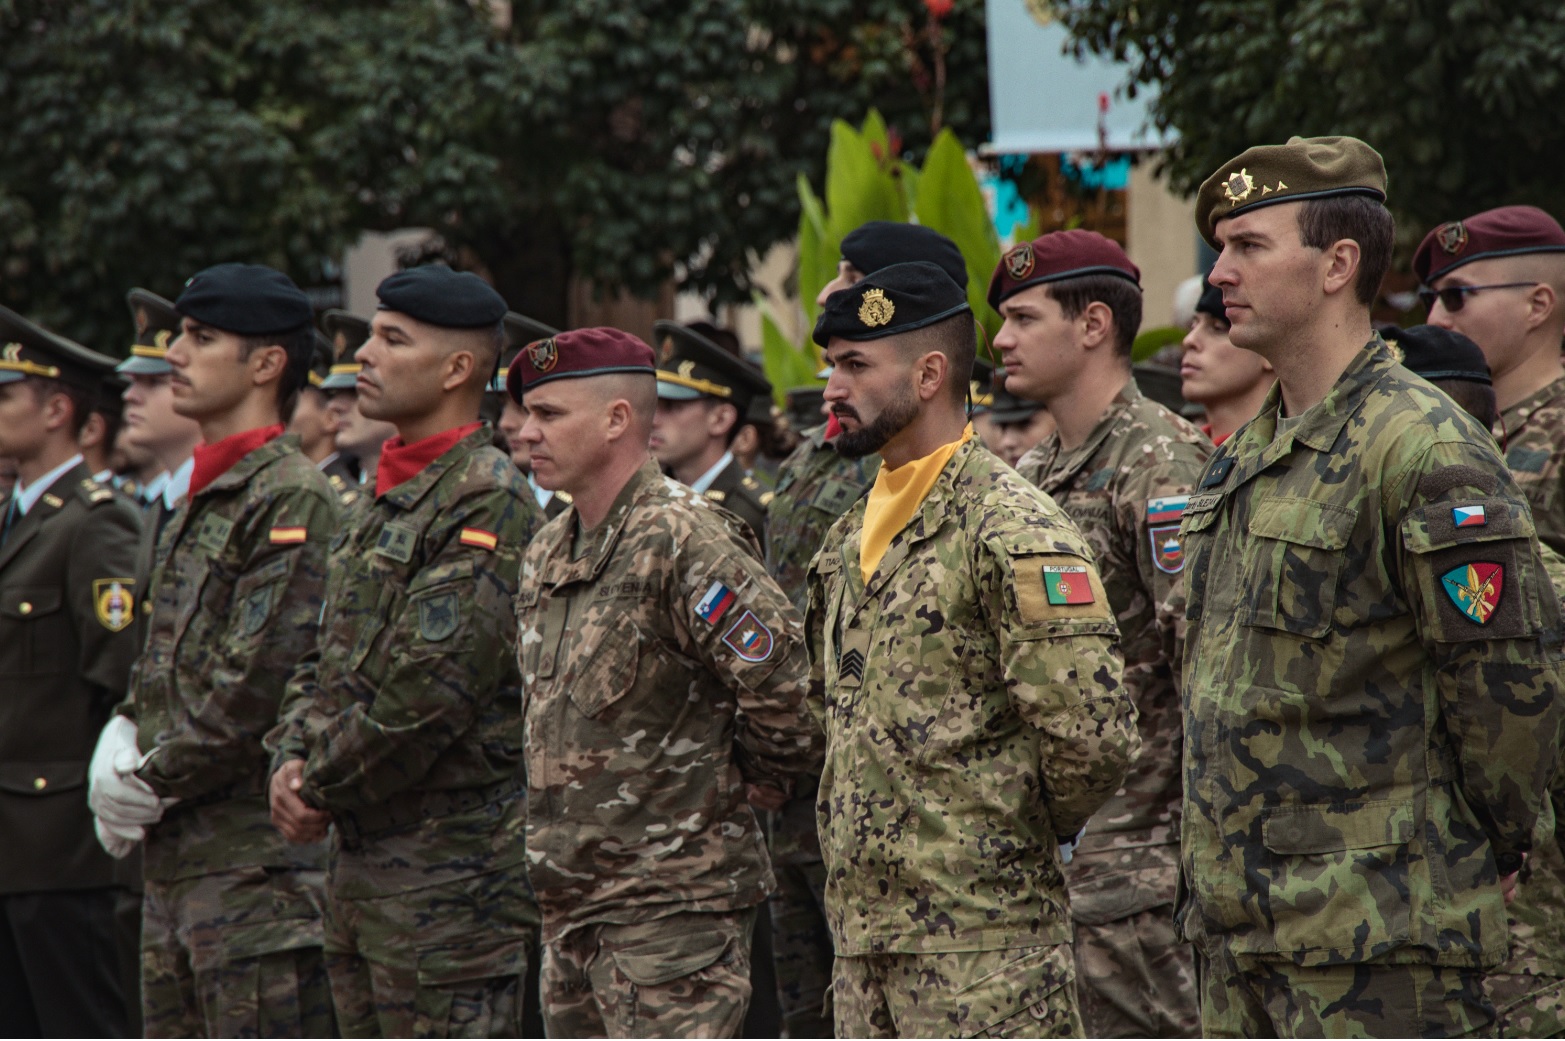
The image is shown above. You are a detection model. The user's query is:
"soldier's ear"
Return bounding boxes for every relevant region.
[604,397,634,442]
[441,349,476,392]
[915,350,948,403]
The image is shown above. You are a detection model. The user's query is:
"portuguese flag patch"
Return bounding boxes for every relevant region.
[1042,565,1095,605]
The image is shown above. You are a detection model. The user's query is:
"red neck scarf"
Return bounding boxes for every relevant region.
[189,425,284,498]
[376,423,480,497]
[1200,422,1233,448]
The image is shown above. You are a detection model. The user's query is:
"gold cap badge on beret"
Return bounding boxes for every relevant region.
[1003,243,1036,281]
[1195,136,1387,248]
[858,288,895,328]
[1436,222,1469,255]
[527,337,559,373]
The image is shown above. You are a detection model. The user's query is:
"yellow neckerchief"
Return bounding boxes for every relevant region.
[860,424,973,583]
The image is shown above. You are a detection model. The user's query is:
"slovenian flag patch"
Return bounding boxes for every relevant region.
[459,527,499,550]
[697,581,737,625]
[1452,505,1487,529]
[269,526,307,544]
[1147,495,1190,525]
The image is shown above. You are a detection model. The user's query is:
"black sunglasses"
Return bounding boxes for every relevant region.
[1417,282,1537,313]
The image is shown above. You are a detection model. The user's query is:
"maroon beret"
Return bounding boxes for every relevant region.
[987,230,1140,310]
[1413,205,1565,284]
[505,326,656,402]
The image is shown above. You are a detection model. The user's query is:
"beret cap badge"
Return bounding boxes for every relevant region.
[1003,243,1036,281]
[858,287,895,329]
[1223,168,1255,206]
[1437,222,1469,255]
[527,337,558,373]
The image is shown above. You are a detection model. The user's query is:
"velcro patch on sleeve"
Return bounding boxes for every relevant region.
[93,578,136,632]
[459,527,498,550]
[268,526,308,545]
[1146,495,1189,524]
[722,610,774,662]
[1013,554,1115,625]
[697,580,737,625]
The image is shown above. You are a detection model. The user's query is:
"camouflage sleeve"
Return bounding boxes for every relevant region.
[299,490,527,811]
[136,488,336,799]
[982,523,1138,839]
[267,637,322,769]
[1123,441,1210,682]
[673,518,822,791]
[1394,447,1565,859]
[802,544,832,732]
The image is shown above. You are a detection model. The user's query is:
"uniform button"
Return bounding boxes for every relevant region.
[18,602,32,614]
[32,777,46,790]
[143,601,153,613]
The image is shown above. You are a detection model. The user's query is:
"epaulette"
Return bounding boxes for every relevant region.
[79,478,117,506]
[328,473,348,492]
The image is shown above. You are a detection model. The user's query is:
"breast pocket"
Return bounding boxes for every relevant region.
[565,625,641,719]
[1244,497,1357,638]
[1179,506,1222,624]
[0,587,64,675]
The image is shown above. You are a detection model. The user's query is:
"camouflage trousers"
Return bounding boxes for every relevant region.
[1198,949,1496,1038]
[1485,970,1565,1038]
[323,863,537,1039]
[833,943,1081,1039]
[141,866,335,1038]
[540,907,756,1038]
[768,860,834,1038]
[1066,847,1197,1037]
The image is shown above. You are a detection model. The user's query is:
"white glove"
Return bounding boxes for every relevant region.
[88,716,171,827]
[1058,828,1086,865]
[94,816,143,859]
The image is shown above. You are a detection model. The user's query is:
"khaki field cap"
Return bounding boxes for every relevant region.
[1196,135,1387,248]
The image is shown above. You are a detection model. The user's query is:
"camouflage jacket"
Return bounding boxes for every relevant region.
[1015,383,1208,880]
[1499,374,1565,558]
[127,435,337,882]
[806,437,1138,956]
[1178,339,1565,968]
[763,424,875,866]
[517,459,819,941]
[270,426,541,897]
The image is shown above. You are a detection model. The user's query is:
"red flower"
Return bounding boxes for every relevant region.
[924,0,954,19]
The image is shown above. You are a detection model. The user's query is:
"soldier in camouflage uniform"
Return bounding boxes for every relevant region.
[1179,137,1565,1036]
[268,267,543,1038]
[508,327,819,1038]
[92,263,338,1037]
[992,230,1208,1038]
[1413,207,1565,1037]
[806,262,1139,1038]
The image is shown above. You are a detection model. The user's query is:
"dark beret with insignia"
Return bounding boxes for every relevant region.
[1194,279,1227,322]
[0,305,119,389]
[119,288,181,376]
[987,230,1141,310]
[1412,205,1565,285]
[175,262,314,335]
[654,321,772,414]
[376,265,507,328]
[1195,136,1387,249]
[1382,324,1490,385]
[814,261,972,347]
[491,311,562,394]
[506,326,656,401]
[841,221,969,289]
[319,310,371,391]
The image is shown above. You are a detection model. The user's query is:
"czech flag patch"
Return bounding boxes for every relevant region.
[1043,565,1095,605]
[697,581,737,625]
[1147,495,1190,525]
[459,527,498,550]
[1452,505,1487,529]
[269,526,307,545]
[722,610,774,662]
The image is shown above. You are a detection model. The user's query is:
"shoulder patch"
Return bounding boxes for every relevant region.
[697,580,737,624]
[1147,495,1189,524]
[1150,525,1185,574]
[459,527,498,550]
[269,526,308,545]
[1441,563,1504,625]
[93,578,135,632]
[722,610,774,662]
[1012,553,1114,624]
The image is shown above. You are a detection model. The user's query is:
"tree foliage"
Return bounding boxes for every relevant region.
[1048,0,1565,245]
[0,0,990,351]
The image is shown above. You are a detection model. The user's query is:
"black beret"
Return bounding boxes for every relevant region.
[813,261,971,347]
[376,266,507,328]
[1195,279,1227,322]
[1383,324,1490,385]
[1413,206,1565,284]
[840,222,969,290]
[175,263,313,335]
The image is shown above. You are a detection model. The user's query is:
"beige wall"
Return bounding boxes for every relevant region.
[1125,161,1199,329]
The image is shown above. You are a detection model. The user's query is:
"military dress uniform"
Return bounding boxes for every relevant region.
[761,420,874,1037]
[270,424,542,1038]
[806,266,1140,1039]
[1412,206,1565,1037]
[0,312,142,1037]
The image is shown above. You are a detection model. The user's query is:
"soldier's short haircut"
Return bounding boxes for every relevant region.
[240,324,316,423]
[896,310,977,404]
[25,378,93,437]
[596,371,658,428]
[1298,195,1395,307]
[1045,274,1143,360]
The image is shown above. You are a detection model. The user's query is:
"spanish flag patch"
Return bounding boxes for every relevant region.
[459,527,498,550]
[269,526,308,544]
